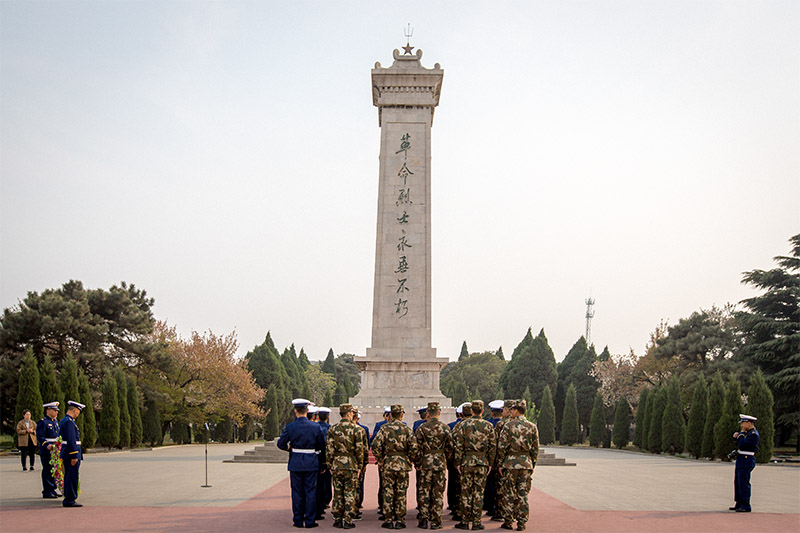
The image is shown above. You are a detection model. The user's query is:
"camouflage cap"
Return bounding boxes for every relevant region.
[515,399,527,410]
[471,400,484,413]
[339,403,355,415]
[504,399,516,409]
[427,402,440,411]
[391,404,404,416]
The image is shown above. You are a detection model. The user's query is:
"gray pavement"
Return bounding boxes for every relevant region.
[1,444,798,514]
[0,443,287,507]
[535,446,800,513]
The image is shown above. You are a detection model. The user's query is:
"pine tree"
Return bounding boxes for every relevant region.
[556,337,599,435]
[497,346,505,361]
[171,419,190,444]
[612,397,631,449]
[78,370,97,449]
[39,355,62,408]
[522,386,533,419]
[142,396,162,446]
[459,341,469,361]
[265,387,280,440]
[703,372,725,458]
[98,375,120,448]
[714,377,743,460]
[61,354,82,437]
[588,391,606,447]
[127,375,143,447]
[538,385,556,444]
[297,348,310,370]
[560,383,580,445]
[115,371,131,448]
[647,386,667,453]
[633,388,650,448]
[661,379,686,454]
[686,378,708,458]
[747,369,774,463]
[499,328,557,410]
[15,348,43,422]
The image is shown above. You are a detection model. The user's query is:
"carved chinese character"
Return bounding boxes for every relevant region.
[397,162,414,185]
[395,298,409,318]
[397,211,409,224]
[396,188,411,206]
[397,278,409,293]
[394,256,409,274]
[395,133,411,158]
[397,235,412,251]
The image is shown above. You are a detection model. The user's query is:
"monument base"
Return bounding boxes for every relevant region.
[346,355,452,428]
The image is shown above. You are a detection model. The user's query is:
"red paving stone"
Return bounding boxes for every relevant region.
[1,466,797,532]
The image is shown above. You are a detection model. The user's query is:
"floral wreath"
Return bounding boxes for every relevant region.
[49,437,80,495]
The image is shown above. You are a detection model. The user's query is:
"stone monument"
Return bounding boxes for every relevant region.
[350,45,452,428]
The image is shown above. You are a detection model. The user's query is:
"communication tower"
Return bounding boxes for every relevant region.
[585,297,596,345]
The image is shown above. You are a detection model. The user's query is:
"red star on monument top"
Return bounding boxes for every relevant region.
[402,42,414,55]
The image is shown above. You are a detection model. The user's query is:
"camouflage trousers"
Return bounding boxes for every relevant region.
[500,469,532,525]
[459,466,489,524]
[380,470,410,522]
[417,469,446,526]
[331,469,359,524]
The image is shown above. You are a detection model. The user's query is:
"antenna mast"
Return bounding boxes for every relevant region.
[585,297,596,345]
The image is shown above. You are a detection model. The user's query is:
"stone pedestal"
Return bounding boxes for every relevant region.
[349,47,451,429]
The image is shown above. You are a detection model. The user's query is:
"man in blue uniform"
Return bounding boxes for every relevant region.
[484,400,504,518]
[373,407,390,520]
[59,400,84,507]
[316,407,333,521]
[36,401,61,499]
[277,398,326,528]
[413,406,428,433]
[730,414,759,513]
[354,409,370,517]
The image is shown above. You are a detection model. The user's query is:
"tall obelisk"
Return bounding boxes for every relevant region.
[351,45,451,426]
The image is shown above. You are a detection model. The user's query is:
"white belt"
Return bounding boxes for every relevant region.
[292,449,320,454]
[44,438,59,442]
[738,451,754,456]
[75,441,81,445]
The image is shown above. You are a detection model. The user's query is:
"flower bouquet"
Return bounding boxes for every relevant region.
[49,437,65,493]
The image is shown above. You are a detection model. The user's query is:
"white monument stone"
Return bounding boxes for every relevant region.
[350,46,452,428]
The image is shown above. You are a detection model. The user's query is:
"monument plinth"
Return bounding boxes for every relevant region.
[350,48,451,427]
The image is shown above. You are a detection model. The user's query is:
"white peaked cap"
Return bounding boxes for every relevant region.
[307,406,318,414]
[67,400,85,410]
[739,414,757,422]
[489,400,504,410]
[318,407,331,414]
[384,406,391,413]
[292,398,311,407]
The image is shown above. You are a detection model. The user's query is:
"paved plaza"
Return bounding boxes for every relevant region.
[1,444,798,532]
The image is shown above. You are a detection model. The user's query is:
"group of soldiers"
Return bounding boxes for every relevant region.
[277,398,539,531]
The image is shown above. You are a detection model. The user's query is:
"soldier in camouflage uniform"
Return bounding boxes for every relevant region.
[372,404,419,529]
[453,400,497,531]
[496,399,539,531]
[413,402,453,530]
[326,403,368,529]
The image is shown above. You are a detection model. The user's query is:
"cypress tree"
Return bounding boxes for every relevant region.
[747,368,775,463]
[61,354,82,437]
[686,378,708,458]
[459,341,469,361]
[703,372,725,458]
[127,375,143,447]
[497,346,505,360]
[16,348,43,422]
[522,386,533,421]
[115,371,131,448]
[538,385,556,445]
[612,397,631,448]
[661,379,686,454]
[588,391,606,447]
[647,386,667,453]
[142,396,162,446]
[98,375,120,448]
[78,370,97,449]
[322,349,336,374]
[265,387,280,440]
[213,417,233,442]
[633,388,650,449]
[560,383,580,445]
[714,377,743,460]
[39,355,62,407]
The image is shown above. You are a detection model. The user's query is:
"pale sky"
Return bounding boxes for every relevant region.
[2,1,798,364]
